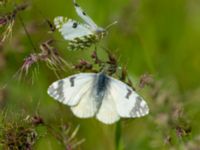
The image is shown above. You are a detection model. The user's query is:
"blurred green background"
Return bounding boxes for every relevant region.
[1,0,200,149]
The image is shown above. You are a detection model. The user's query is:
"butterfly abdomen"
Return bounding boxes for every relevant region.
[91,73,110,114]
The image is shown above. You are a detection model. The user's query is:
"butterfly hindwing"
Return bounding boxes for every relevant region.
[54,16,101,50]
[68,34,100,50]
[70,87,99,118]
[54,16,92,40]
[96,90,120,124]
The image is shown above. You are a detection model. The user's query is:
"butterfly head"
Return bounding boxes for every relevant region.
[95,21,118,39]
[95,27,107,39]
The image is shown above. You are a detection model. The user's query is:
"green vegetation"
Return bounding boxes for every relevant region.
[0,0,200,149]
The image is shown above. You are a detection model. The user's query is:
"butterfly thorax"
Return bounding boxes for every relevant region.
[95,27,106,39]
[94,72,110,101]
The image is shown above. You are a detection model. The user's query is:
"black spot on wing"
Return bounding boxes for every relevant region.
[74,3,79,7]
[126,88,132,99]
[82,11,86,16]
[72,22,78,28]
[69,77,76,87]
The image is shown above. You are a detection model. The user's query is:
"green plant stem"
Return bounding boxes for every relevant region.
[115,121,123,150]
[18,14,37,52]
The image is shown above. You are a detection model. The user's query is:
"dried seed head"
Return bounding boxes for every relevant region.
[21,54,38,75]
[91,50,102,65]
[74,60,93,71]
[107,52,117,65]
[46,19,56,32]
[139,73,154,88]
[19,39,71,79]
[164,135,172,145]
[176,126,185,138]
[15,3,28,12]
[0,17,8,26]
[120,66,127,81]
[0,3,28,44]
[31,116,44,126]
[0,121,37,149]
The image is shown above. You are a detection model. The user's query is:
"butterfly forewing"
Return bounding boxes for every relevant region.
[109,77,149,118]
[47,73,95,106]
[73,0,98,29]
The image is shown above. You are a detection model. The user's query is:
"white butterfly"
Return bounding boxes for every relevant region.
[54,0,116,50]
[47,72,149,124]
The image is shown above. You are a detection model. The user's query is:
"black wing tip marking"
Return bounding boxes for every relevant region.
[48,85,55,95]
[129,96,149,117]
[74,2,79,7]
[73,1,87,16]
[48,80,65,101]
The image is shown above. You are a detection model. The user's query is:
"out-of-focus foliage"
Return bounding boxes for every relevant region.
[0,0,200,149]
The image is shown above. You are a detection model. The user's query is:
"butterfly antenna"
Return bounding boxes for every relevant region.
[105,21,118,30]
